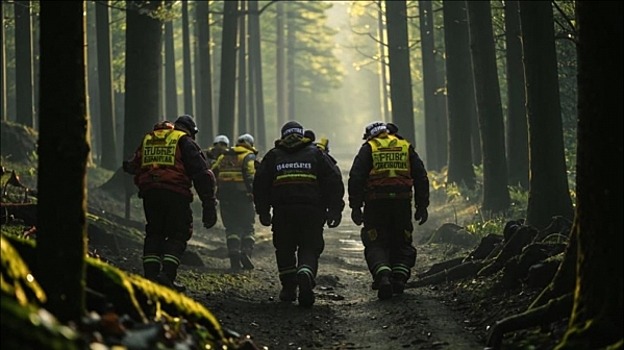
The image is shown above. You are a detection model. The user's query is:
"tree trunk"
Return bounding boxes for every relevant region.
[237,0,247,135]
[377,2,390,123]
[557,2,623,348]
[95,0,118,171]
[195,0,214,146]
[182,0,193,116]
[519,2,573,229]
[217,0,238,139]
[164,19,178,119]
[276,1,286,129]
[385,0,416,143]
[123,1,164,220]
[14,0,34,127]
[442,0,476,188]
[1,2,6,121]
[36,1,89,323]
[286,4,296,122]
[418,0,441,171]
[248,0,266,151]
[503,0,528,189]
[466,0,510,213]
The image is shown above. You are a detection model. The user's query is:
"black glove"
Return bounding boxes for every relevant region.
[414,207,428,225]
[351,207,363,226]
[326,211,342,228]
[202,204,217,229]
[259,212,272,227]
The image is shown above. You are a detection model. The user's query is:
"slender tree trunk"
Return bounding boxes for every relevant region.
[557,2,623,348]
[286,4,296,122]
[276,1,286,127]
[96,1,118,170]
[503,0,528,189]
[377,1,390,123]
[466,0,510,213]
[164,20,178,119]
[182,0,193,116]
[419,0,441,170]
[237,0,247,134]
[385,0,416,143]
[248,0,266,151]
[86,2,100,164]
[217,0,238,139]
[196,0,214,146]
[14,0,34,127]
[1,3,6,120]
[519,1,573,229]
[36,1,88,323]
[443,0,476,188]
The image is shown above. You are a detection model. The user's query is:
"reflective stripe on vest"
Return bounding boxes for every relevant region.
[141,129,184,167]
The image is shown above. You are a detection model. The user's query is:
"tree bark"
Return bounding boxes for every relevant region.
[217,0,238,139]
[442,0,476,188]
[557,2,623,348]
[195,0,214,146]
[519,2,573,229]
[14,0,34,127]
[36,0,89,323]
[385,0,416,144]
[164,19,178,119]
[182,0,194,116]
[466,0,510,213]
[248,0,266,151]
[237,0,247,135]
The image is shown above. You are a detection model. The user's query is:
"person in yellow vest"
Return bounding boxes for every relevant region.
[212,133,259,271]
[123,115,218,291]
[348,121,430,300]
[205,134,230,169]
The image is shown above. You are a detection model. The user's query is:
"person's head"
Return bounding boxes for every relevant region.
[362,121,387,140]
[174,114,199,138]
[281,121,305,139]
[153,120,174,131]
[304,129,316,142]
[237,133,255,147]
[213,134,230,148]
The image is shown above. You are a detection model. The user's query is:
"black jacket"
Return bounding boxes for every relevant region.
[253,135,344,217]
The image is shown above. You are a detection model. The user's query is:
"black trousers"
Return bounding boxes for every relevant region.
[142,189,193,279]
[219,192,256,257]
[272,204,325,286]
[360,198,416,281]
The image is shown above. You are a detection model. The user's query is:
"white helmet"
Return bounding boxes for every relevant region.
[237,133,254,146]
[213,135,230,147]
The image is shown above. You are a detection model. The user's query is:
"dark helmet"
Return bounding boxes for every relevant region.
[304,129,316,142]
[386,122,398,135]
[281,121,304,139]
[174,114,198,136]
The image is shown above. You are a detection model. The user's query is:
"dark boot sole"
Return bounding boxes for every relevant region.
[377,282,393,300]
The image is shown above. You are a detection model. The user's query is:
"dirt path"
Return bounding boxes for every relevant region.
[183,217,484,350]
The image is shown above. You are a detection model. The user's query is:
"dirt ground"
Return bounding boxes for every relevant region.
[94,190,563,350]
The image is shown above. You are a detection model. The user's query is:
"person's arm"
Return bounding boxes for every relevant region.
[241,153,256,194]
[409,146,430,210]
[347,143,372,209]
[252,150,274,216]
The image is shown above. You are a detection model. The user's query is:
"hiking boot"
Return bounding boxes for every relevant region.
[229,256,242,272]
[240,254,255,270]
[377,272,393,300]
[391,278,406,295]
[371,280,379,290]
[156,273,186,293]
[297,273,315,307]
[279,284,297,302]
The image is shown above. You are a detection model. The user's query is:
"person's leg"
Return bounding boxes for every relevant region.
[239,199,256,270]
[272,207,298,301]
[159,192,193,291]
[295,206,325,307]
[142,191,167,281]
[220,200,242,271]
[389,201,416,294]
[361,201,393,300]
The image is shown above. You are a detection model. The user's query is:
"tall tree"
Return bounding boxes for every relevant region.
[503,0,529,189]
[275,1,286,127]
[182,0,193,116]
[442,0,476,188]
[237,0,247,134]
[217,0,238,139]
[557,2,623,348]
[123,1,164,219]
[14,0,34,127]
[385,0,416,143]
[248,0,266,151]
[95,0,118,170]
[1,2,6,121]
[195,0,214,146]
[377,1,390,123]
[466,0,510,213]
[286,3,296,122]
[36,0,89,323]
[418,0,442,170]
[164,18,178,119]
[519,1,573,229]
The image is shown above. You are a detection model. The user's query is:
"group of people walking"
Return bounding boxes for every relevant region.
[123,115,429,306]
